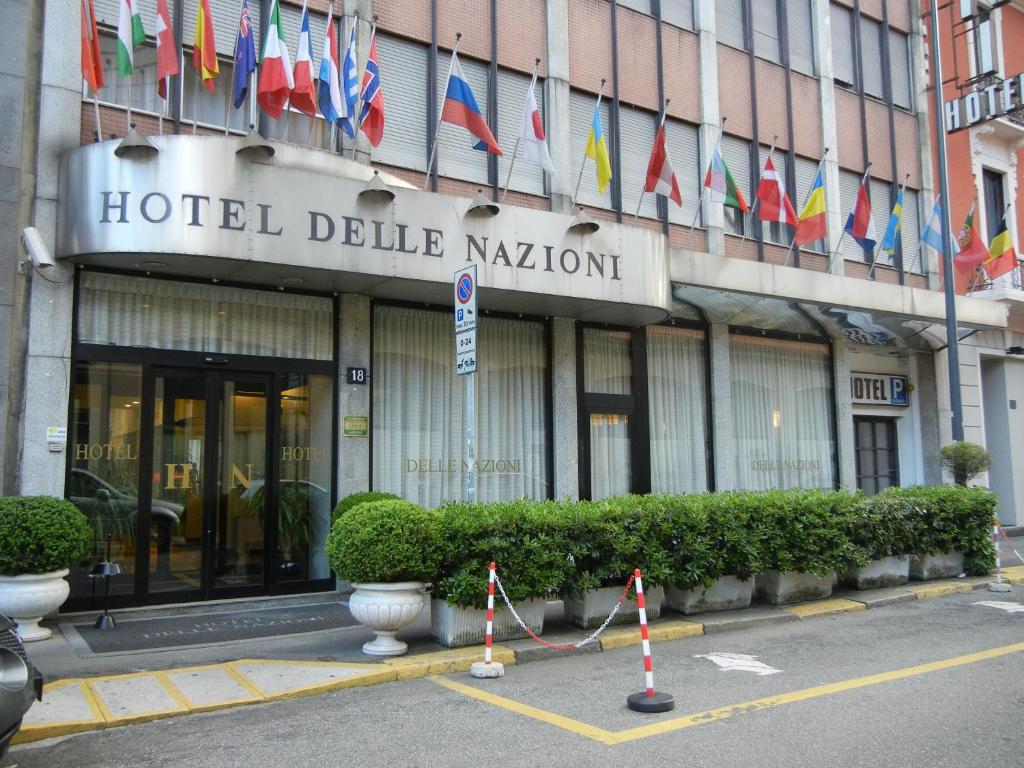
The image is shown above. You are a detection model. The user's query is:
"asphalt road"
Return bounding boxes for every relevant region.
[6,589,1024,768]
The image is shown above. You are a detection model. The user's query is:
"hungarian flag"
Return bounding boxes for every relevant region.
[155,0,178,101]
[794,168,827,246]
[704,141,748,211]
[358,32,384,147]
[644,120,681,206]
[192,0,219,93]
[982,213,1017,280]
[81,0,104,94]
[117,0,145,77]
[258,0,294,119]
[519,77,554,173]
[442,51,501,155]
[290,2,318,117]
[844,172,877,251]
[953,202,990,273]
[756,154,797,224]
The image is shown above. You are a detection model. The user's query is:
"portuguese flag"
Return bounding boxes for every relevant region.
[117,0,145,77]
[257,0,295,119]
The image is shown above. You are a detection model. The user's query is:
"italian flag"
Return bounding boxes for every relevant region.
[117,0,145,77]
[257,0,294,119]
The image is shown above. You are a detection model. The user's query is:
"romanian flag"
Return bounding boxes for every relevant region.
[585,95,612,196]
[794,168,827,245]
[192,0,219,93]
[704,140,748,211]
[983,215,1018,281]
[953,202,990,273]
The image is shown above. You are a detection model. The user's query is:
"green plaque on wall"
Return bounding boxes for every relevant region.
[344,416,368,437]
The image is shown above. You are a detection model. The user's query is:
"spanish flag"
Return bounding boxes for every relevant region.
[794,168,827,246]
[192,0,219,93]
[584,95,612,197]
[983,215,1018,281]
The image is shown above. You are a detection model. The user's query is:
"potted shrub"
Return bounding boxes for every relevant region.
[754,489,860,605]
[325,499,441,656]
[561,496,670,629]
[664,492,762,614]
[841,495,915,589]
[939,442,990,487]
[0,496,91,640]
[431,499,570,647]
[331,491,401,525]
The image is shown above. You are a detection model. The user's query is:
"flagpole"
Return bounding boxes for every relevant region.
[158,87,164,135]
[353,16,375,161]
[733,134,776,253]
[571,78,607,207]
[869,172,909,279]
[347,12,362,160]
[425,34,462,191]
[192,70,199,135]
[782,146,828,268]
[689,116,726,236]
[500,58,541,205]
[126,78,133,132]
[827,161,872,274]
[92,91,103,141]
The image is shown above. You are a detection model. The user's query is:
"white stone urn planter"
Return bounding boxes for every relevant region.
[347,581,428,656]
[563,585,664,630]
[664,575,754,615]
[0,569,71,641]
[842,556,910,590]
[756,570,834,605]
[431,598,546,647]
[909,551,964,581]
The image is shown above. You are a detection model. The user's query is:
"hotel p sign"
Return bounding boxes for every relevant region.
[851,373,910,407]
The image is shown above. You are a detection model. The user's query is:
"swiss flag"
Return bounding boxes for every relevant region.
[644,122,682,206]
[756,154,797,225]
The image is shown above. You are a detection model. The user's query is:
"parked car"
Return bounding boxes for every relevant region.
[68,468,183,552]
[0,612,42,759]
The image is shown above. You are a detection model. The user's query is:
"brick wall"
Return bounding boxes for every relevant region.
[496,0,547,77]
[717,45,752,140]
[437,0,491,60]
[669,225,706,252]
[864,99,892,181]
[375,0,432,44]
[892,110,921,189]
[755,59,788,150]
[790,72,822,160]
[568,0,613,91]
[662,26,701,123]
[835,88,864,171]
[616,7,659,111]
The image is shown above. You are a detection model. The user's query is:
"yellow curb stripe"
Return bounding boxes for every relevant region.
[785,599,866,619]
[907,582,973,599]
[232,658,379,670]
[153,672,194,712]
[224,664,269,701]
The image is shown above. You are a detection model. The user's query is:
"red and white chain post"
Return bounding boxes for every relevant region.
[989,519,1012,592]
[471,562,506,678]
[626,569,674,713]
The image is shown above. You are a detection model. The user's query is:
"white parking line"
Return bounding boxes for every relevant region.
[694,652,782,676]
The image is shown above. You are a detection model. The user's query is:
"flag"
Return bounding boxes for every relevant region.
[952,203,990,273]
[844,173,877,251]
[192,0,219,93]
[155,0,178,101]
[920,195,959,256]
[339,23,359,138]
[231,0,257,109]
[290,2,318,116]
[644,120,681,206]
[584,96,611,195]
[880,185,904,256]
[704,141,749,211]
[318,5,343,124]
[519,78,553,173]
[258,0,294,119]
[794,168,827,246]
[442,51,501,155]
[756,153,797,224]
[81,0,104,94]
[117,0,145,77]
[983,214,1018,281]
[358,32,384,147]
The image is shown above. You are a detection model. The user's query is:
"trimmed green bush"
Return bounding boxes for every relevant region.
[939,442,991,487]
[331,491,401,524]
[846,494,919,562]
[0,496,92,576]
[325,499,441,583]
[435,499,571,608]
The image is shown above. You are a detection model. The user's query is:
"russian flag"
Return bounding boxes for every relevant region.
[441,51,501,155]
[318,5,342,124]
[844,173,877,252]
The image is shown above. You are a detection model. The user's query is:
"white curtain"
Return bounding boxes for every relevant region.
[730,335,835,490]
[78,273,333,360]
[372,306,548,506]
[647,326,708,494]
[589,414,631,500]
[583,328,632,394]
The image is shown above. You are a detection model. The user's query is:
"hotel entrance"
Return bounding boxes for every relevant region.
[65,272,337,609]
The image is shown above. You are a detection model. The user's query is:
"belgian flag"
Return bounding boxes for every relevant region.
[983,215,1018,281]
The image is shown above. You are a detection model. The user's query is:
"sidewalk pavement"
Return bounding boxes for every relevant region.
[14,564,1024,747]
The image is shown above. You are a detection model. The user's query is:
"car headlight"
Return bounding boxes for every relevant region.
[0,646,29,692]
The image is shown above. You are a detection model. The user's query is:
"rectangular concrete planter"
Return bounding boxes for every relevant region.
[909,551,964,581]
[756,570,834,605]
[430,598,545,648]
[664,575,754,615]
[842,556,910,590]
[563,585,664,629]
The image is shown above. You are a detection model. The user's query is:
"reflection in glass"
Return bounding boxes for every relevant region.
[590,414,631,500]
[583,329,632,394]
[68,363,143,600]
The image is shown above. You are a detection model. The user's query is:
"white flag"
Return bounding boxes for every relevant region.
[518,80,554,173]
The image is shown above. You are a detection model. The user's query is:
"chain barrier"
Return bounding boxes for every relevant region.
[996,523,1024,564]
[493,571,636,651]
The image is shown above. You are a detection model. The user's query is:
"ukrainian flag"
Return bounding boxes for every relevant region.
[584,100,612,196]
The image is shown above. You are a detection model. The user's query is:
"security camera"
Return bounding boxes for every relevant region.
[20,226,54,270]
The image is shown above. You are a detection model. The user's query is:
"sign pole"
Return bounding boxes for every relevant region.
[453,265,479,502]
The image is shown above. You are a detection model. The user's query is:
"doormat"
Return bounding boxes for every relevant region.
[68,602,358,654]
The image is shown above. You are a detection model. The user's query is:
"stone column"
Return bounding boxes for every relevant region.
[831,341,856,491]
[810,0,844,275]
[694,0,724,255]
[338,293,371,500]
[551,317,578,498]
[709,324,735,490]
[916,351,942,484]
[545,0,573,214]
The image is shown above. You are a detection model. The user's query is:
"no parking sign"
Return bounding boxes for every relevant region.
[453,265,477,375]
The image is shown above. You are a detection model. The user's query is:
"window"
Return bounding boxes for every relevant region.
[793,155,826,253]
[665,118,703,228]
[647,325,709,494]
[752,1,781,63]
[583,328,633,499]
[854,417,898,495]
[375,34,429,171]
[902,188,923,274]
[786,0,816,76]
[662,0,695,30]
[888,30,912,109]
[859,16,885,100]
[730,334,835,490]
[436,52,491,185]
[716,0,746,49]
[93,35,163,117]
[496,69,547,196]
[372,305,549,506]
[830,4,855,87]
[619,107,659,220]
[619,0,652,14]
[972,10,998,76]
[869,178,892,267]
[983,168,1006,243]
[720,134,752,236]
[570,90,614,210]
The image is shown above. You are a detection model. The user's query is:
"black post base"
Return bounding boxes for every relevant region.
[627,691,675,713]
[94,613,117,630]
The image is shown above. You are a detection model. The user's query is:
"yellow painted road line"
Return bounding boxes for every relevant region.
[433,641,1024,746]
